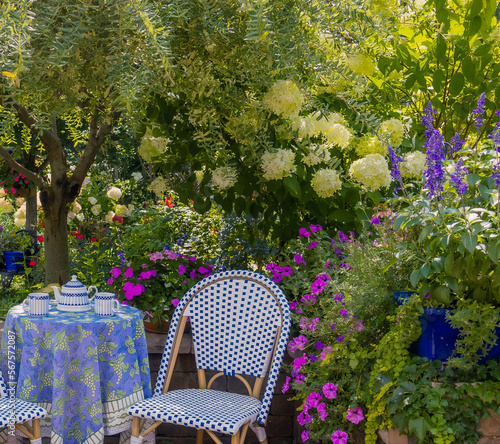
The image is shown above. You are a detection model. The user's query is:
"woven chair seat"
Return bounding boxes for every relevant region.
[128,389,262,435]
[0,397,47,428]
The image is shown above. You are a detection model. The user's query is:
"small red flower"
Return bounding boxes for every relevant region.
[112,215,124,225]
[91,237,98,242]
[37,235,44,242]
[77,235,85,240]
[29,260,37,267]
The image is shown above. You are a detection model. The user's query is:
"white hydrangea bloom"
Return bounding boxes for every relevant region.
[261,149,297,181]
[107,186,122,200]
[379,118,405,148]
[262,80,304,119]
[401,151,427,179]
[0,189,6,198]
[14,205,26,219]
[311,168,342,198]
[76,213,85,222]
[91,204,102,216]
[303,144,332,166]
[127,204,135,215]
[354,135,387,157]
[71,201,82,213]
[14,217,25,227]
[132,172,143,181]
[81,177,91,189]
[311,112,348,139]
[139,128,169,163]
[291,115,317,139]
[0,198,14,213]
[88,196,97,205]
[150,177,167,196]
[212,166,238,191]
[115,204,129,216]
[105,211,115,223]
[349,153,392,190]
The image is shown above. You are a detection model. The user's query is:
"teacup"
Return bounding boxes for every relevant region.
[94,292,120,316]
[23,292,49,316]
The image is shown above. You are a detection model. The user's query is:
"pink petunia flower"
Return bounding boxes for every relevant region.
[289,335,308,352]
[107,277,114,285]
[317,402,328,421]
[299,228,311,237]
[171,298,180,307]
[306,392,321,409]
[294,254,306,265]
[310,224,322,232]
[308,242,318,250]
[124,267,134,278]
[331,430,348,444]
[322,383,337,399]
[301,430,309,442]
[346,407,365,424]
[282,376,291,394]
[178,264,187,275]
[281,266,293,276]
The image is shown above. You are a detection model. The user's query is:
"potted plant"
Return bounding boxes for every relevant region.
[105,246,215,332]
[0,225,27,273]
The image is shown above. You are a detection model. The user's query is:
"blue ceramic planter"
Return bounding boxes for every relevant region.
[4,251,24,273]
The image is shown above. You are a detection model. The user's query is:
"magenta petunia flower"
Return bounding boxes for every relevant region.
[178,264,187,275]
[310,224,322,232]
[317,402,328,421]
[308,242,318,250]
[272,274,282,283]
[306,392,321,408]
[289,335,308,352]
[294,254,306,265]
[110,267,121,278]
[289,301,298,310]
[346,407,365,424]
[301,430,309,442]
[299,228,311,237]
[311,279,325,294]
[189,270,197,280]
[301,294,316,305]
[171,298,180,307]
[281,266,293,276]
[198,266,209,274]
[339,309,349,317]
[293,353,308,369]
[107,277,114,285]
[322,382,337,399]
[124,267,134,278]
[282,376,291,394]
[331,430,348,444]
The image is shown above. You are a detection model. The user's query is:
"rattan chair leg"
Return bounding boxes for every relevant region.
[16,424,34,440]
[32,419,41,439]
[197,429,204,444]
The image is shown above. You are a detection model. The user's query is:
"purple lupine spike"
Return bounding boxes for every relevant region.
[450,132,464,154]
[472,93,486,131]
[388,145,403,182]
[493,163,500,187]
[450,158,468,197]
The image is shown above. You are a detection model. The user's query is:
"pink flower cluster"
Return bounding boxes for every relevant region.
[265,263,293,283]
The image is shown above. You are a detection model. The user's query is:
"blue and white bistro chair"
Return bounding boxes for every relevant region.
[0,367,47,444]
[128,270,291,444]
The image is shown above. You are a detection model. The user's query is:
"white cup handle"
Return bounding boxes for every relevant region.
[113,299,120,313]
[22,298,30,314]
[88,286,98,302]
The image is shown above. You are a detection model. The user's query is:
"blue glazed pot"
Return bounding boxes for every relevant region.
[394,291,417,306]
[4,251,24,273]
[411,308,460,361]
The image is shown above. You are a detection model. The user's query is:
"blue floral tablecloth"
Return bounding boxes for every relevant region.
[0,302,153,444]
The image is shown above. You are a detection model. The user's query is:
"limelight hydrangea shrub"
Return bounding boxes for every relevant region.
[400,150,426,179]
[354,135,387,157]
[303,144,332,166]
[138,129,169,163]
[378,118,405,148]
[349,153,391,190]
[261,148,297,180]
[311,168,342,198]
[107,186,122,200]
[150,176,168,195]
[262,80,304,119]
[211,166,238,191]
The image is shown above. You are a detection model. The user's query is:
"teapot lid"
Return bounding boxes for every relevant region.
[63,275,86,289]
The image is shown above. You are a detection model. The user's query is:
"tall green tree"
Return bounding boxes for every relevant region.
[0,0,174,283]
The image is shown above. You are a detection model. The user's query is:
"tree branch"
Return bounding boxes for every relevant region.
[12,103,67,177]
[0,146,46,189]
[72,111,121,183]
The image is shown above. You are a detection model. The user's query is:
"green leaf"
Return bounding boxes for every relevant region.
[394,215,409,231]
[432,69,446,92]
[418,225,434,242]
[283,176,301,199]
[462,58,476,83]
[461,231,477,253]
[436,34,447,60]
[444,251,455,273]
[409,416,432,440]
[449,72,465,96]
[410,269,422,288]
[466,15,482,36]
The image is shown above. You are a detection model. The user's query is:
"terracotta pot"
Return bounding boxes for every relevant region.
[143,316,171,334]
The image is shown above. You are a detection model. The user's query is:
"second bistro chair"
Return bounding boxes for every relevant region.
[0,367,48,444]
[128,270,291,444]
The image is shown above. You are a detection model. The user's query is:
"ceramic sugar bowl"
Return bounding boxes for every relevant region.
[52,275,98,312]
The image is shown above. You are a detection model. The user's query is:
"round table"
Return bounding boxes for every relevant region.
[0,302,154,444]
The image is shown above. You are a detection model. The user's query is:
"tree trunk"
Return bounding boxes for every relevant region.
[25,190,38,234]
[41,183,72,285]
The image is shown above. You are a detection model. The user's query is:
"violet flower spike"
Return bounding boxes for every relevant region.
[450,158,468,197]
[423,127,446,199]
[472,92,486,131]
[450,132,464,154]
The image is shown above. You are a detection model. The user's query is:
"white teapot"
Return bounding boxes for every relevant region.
[52,275,98,312]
